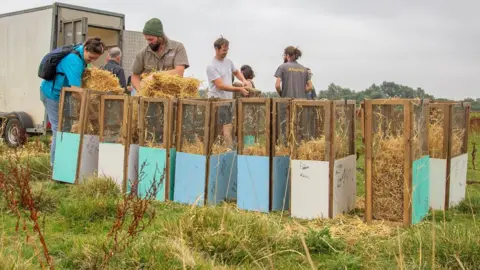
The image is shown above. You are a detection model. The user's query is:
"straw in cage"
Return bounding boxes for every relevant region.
[142,103,166,148]
[293,105,327,161]
[371,106,405,222]
[181,134,205,155]
[274,108,290,156]
[428,108,445,158]
[242,104,267,156]
[210,135,234,155]
[82,67,124,94]
[451,108,466,157]
[335,105,351,159]
[139,71,200,98]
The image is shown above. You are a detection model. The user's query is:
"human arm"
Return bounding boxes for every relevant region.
[233,69,248,86]
[131,73,142,92]
[131,51,145,91]
[305,80,313,91]
[275,77,282,95]
[164,43,189,77]
[207,65,248,96]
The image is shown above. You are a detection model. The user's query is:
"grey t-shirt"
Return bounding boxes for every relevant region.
[274,61,310,98]
[206,57,236,99]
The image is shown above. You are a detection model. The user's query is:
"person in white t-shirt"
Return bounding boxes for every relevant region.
[206,36,249,147]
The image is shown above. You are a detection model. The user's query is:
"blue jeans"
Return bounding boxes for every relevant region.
[40,91,59,167]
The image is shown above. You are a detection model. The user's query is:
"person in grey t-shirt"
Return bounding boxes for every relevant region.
[274,46,313,98]
[206,37,249,147]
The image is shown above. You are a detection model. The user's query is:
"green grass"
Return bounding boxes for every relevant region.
[0,130,479,269]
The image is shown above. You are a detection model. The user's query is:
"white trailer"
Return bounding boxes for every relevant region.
[0,2,144,146]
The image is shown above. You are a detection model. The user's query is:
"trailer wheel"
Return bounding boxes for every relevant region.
[4,118,23,147]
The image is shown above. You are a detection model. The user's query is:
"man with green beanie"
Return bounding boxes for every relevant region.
[131,18,189,93]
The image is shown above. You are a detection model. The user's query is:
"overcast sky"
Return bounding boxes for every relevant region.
[3,0,479,99]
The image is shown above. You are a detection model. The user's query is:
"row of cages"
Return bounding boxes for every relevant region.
[52,88,470,226]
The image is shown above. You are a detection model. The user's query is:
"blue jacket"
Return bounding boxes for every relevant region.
[40,45,86,101]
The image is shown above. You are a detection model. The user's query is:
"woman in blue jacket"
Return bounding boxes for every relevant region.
[40,37,105,167]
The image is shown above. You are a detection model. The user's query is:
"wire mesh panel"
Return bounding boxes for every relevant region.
[59,89,85,134]
[291,101,331,161]
[272,98,291,156]
[365,99,430,226]
[100,96,128,144]
[174,99,211,205]
[98,95,129,192]
[139,98,169,148]
[332,100,357,217]
[451,104,468,157]
[53,88,88,184]
[177,99,210,155]
[238,98,270,156]
[209,100,237,155]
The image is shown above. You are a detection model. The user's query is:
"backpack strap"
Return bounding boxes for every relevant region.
[51,47,85,91]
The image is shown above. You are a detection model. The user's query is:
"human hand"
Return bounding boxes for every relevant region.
[239,87,250,96]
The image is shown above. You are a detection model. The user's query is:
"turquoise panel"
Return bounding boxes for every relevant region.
[137,147,167,201]
[207,151,237,205]
[237,155,270,212]
[174,152,207,205]
[412,155,430,224]
[244,135,255,146]
[52,132,80,184]
[169,148,176,200]
[272,156,290,211]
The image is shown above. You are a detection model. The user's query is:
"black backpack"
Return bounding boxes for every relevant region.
[38,43,83,81]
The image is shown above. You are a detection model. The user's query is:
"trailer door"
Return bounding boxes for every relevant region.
[61,17,88,45]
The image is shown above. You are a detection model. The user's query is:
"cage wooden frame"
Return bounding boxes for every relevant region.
[99,95,130,192]
[57,87,107,184]
[237,97,271,156]
[363,98,430,226]
[136,97,176,200]
[290,99,356,218]
[428,101,471,210]
[175,98,237,205]
[271,98,292,157]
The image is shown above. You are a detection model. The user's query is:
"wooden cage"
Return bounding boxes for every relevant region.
[290,100,357,220]
[174,98,237,206]
[53,87,107,184]
[363,99,430,226]
[428,101,470,210]
[98,95,140,193]
[136,97,176,201]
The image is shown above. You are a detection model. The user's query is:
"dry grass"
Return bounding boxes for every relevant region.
[82,67,124,94]
[181,137,205,155]
[372,133,405,222]
[429,107,466,158]
[275,144,290,156]
[139,72,200,98]
[297,137,327,161]
[243,144,267,156]
[429,108,445,158]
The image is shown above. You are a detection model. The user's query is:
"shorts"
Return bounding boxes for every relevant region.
[219,106,233,125]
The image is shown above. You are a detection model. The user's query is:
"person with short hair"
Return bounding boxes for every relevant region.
[101,47,127,90]
[240,65,255,89]
[206,36,249,147]
[131,18,190,93]
[40,37,105,166]
[274,46,312,98]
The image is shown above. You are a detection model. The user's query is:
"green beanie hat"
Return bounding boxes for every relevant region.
[143,18,164,36]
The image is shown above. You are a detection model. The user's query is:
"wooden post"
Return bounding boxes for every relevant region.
[364,100,373,223]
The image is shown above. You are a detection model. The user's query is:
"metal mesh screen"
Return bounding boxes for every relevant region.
[274,101,290,156]
[210,102,236,155]
[335,103,355,159]
[61,91,82,134]
[142,101,166,148]
[84,92,102,136]
[452,105,467,157]
[413,103,428,160]
[428,106,445,159]
[179,103,207,154]
[292,104,328,161]
[102,100,125,144]
[241,103,268,156]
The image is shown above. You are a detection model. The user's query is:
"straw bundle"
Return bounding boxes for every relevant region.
[452,128,465,157]
[275,144,290,156]
[232,82,262,98]
[428,108,444,158]
[243,144,267,156]
[82,67,124,94]
[297,137,326,161]
[181,137,204,155]
[139,72,200,98]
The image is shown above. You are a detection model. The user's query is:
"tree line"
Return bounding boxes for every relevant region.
[199,81,480,111]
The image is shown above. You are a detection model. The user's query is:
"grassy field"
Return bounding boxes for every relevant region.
[0,128,479,270]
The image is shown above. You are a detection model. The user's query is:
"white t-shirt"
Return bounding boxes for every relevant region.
[206,57,236,99]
